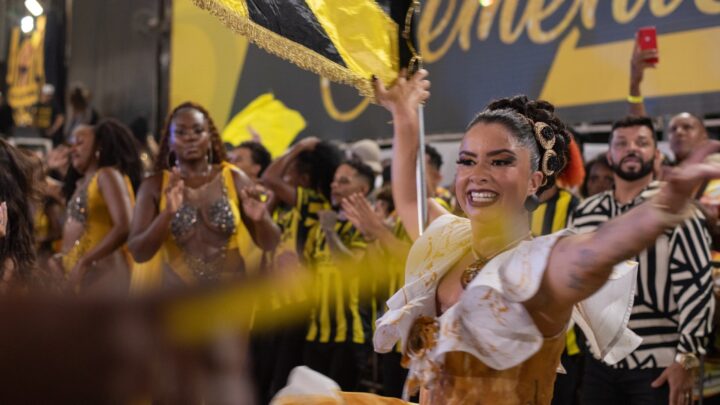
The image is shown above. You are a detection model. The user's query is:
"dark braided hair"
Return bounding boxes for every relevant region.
[155,102,227,173]
[0,139,37,279]
[63,119,144,201]
[467,95,570,195]
[295,140,343,201]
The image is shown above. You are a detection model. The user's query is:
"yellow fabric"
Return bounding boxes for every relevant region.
[531,202,547,236]
[552,190,572,234]
[191,0,401,98]
[304,0,399,86]
[267,187,330,309]
[130,253,163,294]
[305,220,367,344]
[33,208,49,245]
[171,0,249,129]
[275,392,411,405]
[701,179,720,205]
[62,171,135,273]
[222,164,264,273]
[221,92,306,158]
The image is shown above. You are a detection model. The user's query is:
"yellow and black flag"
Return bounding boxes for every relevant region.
[192,0,417,97]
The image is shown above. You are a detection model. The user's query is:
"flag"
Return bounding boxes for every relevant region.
[192,0,417,98]
[221,92,306,157]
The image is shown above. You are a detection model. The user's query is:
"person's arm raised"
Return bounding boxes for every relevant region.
[374,70,447,241]
[526,141,720,336]
[628,41,657,117]
[260,137,320,207]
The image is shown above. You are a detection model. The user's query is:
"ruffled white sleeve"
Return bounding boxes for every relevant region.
[374,216,640,389]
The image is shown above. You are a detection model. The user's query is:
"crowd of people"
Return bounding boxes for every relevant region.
[0,44,719,405]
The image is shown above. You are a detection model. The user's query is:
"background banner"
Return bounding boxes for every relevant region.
[171,0,720,143]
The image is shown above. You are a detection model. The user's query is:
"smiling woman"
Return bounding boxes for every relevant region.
[275,70,720,405]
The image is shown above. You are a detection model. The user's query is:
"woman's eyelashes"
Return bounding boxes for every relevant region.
[456,157,515,167]
[492,157,515,166]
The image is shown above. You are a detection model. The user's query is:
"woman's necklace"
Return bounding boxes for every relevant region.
[460,231,533,289]
[179,161,212,180]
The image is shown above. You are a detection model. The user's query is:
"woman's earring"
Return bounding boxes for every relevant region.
[207,146,214,165]
[95,150,100,159]
[524,195,540,212]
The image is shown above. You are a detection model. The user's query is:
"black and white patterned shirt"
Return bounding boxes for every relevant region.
[571,182,715,369]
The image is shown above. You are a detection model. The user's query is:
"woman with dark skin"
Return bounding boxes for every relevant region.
[57,119,142,293]
[128,102,279,287]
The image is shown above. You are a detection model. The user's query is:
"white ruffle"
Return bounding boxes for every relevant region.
[374,214,640,388]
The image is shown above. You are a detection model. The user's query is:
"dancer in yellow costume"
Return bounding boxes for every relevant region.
[57,119,142,294]
[129,102,280,288]
[274,71,720,404]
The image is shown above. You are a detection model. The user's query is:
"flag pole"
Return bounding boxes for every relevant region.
[416,104,428,236]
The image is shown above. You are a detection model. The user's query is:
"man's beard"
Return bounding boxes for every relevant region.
[609,154,655,181]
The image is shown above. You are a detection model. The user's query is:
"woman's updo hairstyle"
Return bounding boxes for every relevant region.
[466,95,570,195]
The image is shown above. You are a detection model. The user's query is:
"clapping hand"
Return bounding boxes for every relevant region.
[240,184,270,222]
[165,168,185,215]
[341,193,383,240]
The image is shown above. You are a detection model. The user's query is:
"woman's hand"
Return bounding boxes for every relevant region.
[373,69,431,114]
[164,168,184,215]
[240,184,270,222]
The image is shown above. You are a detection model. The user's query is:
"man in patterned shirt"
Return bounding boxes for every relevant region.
[573,116,714,405]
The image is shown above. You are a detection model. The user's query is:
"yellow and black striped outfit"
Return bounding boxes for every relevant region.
[302,217,371,391]
[531,187,580,238]
[304,219,368,344]
[274,187,330,260]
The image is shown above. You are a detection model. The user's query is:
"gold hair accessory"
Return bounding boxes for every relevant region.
[541,150,558,179]
[533,122,556,150]
[533,122,557,186]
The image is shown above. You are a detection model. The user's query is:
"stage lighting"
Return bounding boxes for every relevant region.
[479,0,494,6]
[24,0,44,17]
[21,16,34,33]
